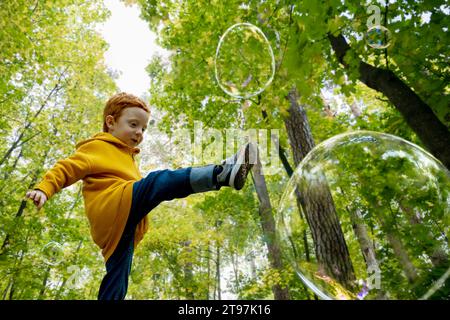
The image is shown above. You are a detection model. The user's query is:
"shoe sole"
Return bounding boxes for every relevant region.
[229,142,256,190]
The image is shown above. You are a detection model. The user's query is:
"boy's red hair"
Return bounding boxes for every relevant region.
[103,92,150,132]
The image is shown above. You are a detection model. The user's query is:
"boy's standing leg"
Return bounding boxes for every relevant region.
[98,142,256,300]
[97,229,135,300]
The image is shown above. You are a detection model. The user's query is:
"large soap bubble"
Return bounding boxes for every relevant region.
[215,23,275,99]
[277,131,449,300]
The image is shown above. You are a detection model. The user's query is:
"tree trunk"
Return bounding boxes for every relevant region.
[328,33,450,169]
[5,234,28,300]
[338,187,379,274]
[284,89,356,290]
[1,148,23,183]
[231,251,240,293]
[38,267,51,299]
[248,250,257,279]
[206,244,211,299]
[348,208,378,270]
[270,116,315,299]
[350,99,362,118]
[182,240,194,299]
[216,243,221,300]
[386,232,418,283]
[399,202,448,268]
[1,199,28,252]
[261,110,294,176]
[251,151,291,300]
[2,279,13,300]
[8,281,15,300]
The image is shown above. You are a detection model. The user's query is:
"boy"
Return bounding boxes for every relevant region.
[25,92,255,300]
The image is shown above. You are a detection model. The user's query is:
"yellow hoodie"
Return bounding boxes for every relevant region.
[35,132,148,262]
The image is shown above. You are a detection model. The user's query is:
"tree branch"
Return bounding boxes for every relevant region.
[328,33,450,169]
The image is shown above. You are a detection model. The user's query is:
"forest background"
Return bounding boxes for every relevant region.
[0,0,448,299]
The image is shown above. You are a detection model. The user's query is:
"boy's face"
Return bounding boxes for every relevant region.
[106,107,149,147]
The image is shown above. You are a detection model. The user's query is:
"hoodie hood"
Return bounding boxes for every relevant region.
[76,132,140,155]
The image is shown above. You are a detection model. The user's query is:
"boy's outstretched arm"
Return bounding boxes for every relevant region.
[25,143,93,209]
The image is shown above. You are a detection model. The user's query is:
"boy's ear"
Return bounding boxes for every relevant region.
[105,115,115,130]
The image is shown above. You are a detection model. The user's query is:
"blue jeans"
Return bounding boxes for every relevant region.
[98,165,217,300]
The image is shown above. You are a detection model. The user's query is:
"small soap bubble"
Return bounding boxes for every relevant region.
[366,25,392,49]
[42,241,64,266]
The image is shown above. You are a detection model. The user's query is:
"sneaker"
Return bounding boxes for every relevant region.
[216,142,257,190]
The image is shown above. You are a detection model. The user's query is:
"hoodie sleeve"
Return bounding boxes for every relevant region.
[34,143,93,199]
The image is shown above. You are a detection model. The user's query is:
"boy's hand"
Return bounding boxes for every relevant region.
[25,190,47,210]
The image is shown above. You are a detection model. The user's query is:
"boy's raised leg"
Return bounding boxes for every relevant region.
[128,142,256,229]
